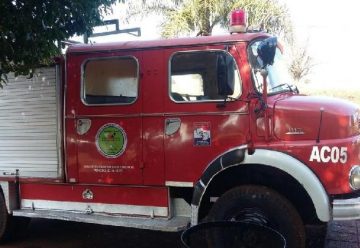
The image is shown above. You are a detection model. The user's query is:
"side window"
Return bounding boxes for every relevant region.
[83,57,138,105]
[170,51,241,102]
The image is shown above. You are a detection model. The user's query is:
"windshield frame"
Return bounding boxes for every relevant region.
[247,38,292,96]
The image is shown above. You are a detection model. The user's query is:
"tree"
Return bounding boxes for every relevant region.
[127,0,319,83]
[0,0,118,87]
[288,41,315,84]
[126,0,292,41]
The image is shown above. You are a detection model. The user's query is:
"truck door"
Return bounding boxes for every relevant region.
[164,46,249,184]
[66,52,143,185]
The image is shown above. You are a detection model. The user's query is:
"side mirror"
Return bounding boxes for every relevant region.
[257,37,277,68]
[217,54,235,96]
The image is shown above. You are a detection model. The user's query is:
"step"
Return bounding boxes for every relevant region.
[12,209,190,232]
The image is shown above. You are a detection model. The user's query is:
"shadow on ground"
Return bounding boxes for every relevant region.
[2,219,328,248]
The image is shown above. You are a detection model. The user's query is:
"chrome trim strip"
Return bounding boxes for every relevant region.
[285,131,305,135]
[165,181,194,187]
[21,199,168,217]
[333,197,360,221]
[164,111,249,116]
[65,111,249,119]
[13,209,189,232]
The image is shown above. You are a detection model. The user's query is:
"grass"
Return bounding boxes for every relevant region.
[298,85,360,106]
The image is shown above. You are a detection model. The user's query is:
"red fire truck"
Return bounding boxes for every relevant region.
[0,10,359,247]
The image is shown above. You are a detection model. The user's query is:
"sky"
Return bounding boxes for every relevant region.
[84,1,360,89]
[285,0,360,88]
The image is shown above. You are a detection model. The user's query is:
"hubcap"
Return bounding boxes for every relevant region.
[228,207,270,226]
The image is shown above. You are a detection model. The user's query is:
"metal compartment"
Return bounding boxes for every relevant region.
[0,67,62,178]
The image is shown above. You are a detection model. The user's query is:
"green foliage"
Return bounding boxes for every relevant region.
[127,0,292,40]
[0,0,117,87]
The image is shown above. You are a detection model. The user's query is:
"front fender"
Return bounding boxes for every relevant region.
[191,148,330,225]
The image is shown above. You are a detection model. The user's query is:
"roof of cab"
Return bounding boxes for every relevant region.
[67,32,269,54]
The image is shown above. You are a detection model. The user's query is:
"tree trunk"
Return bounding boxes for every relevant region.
[197,0,212,36]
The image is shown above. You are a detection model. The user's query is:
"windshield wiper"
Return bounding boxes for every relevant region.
[269,83,293,92]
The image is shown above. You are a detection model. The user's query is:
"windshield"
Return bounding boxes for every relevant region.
[249,40,292,94]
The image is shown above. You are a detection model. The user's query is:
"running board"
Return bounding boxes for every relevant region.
[12,209,190,232]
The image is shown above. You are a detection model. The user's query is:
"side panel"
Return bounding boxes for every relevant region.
[0,67,62,179]
[20,183,169,217]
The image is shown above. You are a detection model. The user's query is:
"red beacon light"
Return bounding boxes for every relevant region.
[229,9,247,33]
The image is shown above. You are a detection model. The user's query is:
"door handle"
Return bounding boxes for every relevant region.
[165,118,181,135]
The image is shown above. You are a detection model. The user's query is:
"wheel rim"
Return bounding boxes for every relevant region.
[227,207,271,227]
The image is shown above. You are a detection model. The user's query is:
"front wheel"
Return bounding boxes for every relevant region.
[208,185,305,248]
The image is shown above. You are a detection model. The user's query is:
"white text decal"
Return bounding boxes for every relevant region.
[309,146,348,164]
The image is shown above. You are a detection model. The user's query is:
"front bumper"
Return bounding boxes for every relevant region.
[333,197,360,220]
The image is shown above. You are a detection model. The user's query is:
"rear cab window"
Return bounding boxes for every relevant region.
[82,56,139,105]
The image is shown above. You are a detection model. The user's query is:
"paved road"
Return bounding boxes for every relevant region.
[325,221,360,248]
[0,219,357,248]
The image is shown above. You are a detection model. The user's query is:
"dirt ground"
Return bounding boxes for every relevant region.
[2,219,182,248]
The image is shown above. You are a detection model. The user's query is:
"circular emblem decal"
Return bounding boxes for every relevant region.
[96,124,127,158]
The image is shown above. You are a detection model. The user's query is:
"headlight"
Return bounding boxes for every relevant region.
[349,166,360,190]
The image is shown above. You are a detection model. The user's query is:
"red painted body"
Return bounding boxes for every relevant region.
[270,95,360,194]
[10,32,360,215]
[20,183,168,207]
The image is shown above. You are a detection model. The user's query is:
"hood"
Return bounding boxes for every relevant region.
[273,95,360,141]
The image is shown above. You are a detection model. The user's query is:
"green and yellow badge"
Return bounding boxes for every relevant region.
[96,124,127,158]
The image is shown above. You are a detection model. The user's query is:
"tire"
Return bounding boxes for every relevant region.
[0,192,11,243]
[306,223,327,248]
[208,185,305,248]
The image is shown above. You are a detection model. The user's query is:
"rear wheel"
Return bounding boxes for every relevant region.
[0,193,11,243]
[208,185,305,248]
